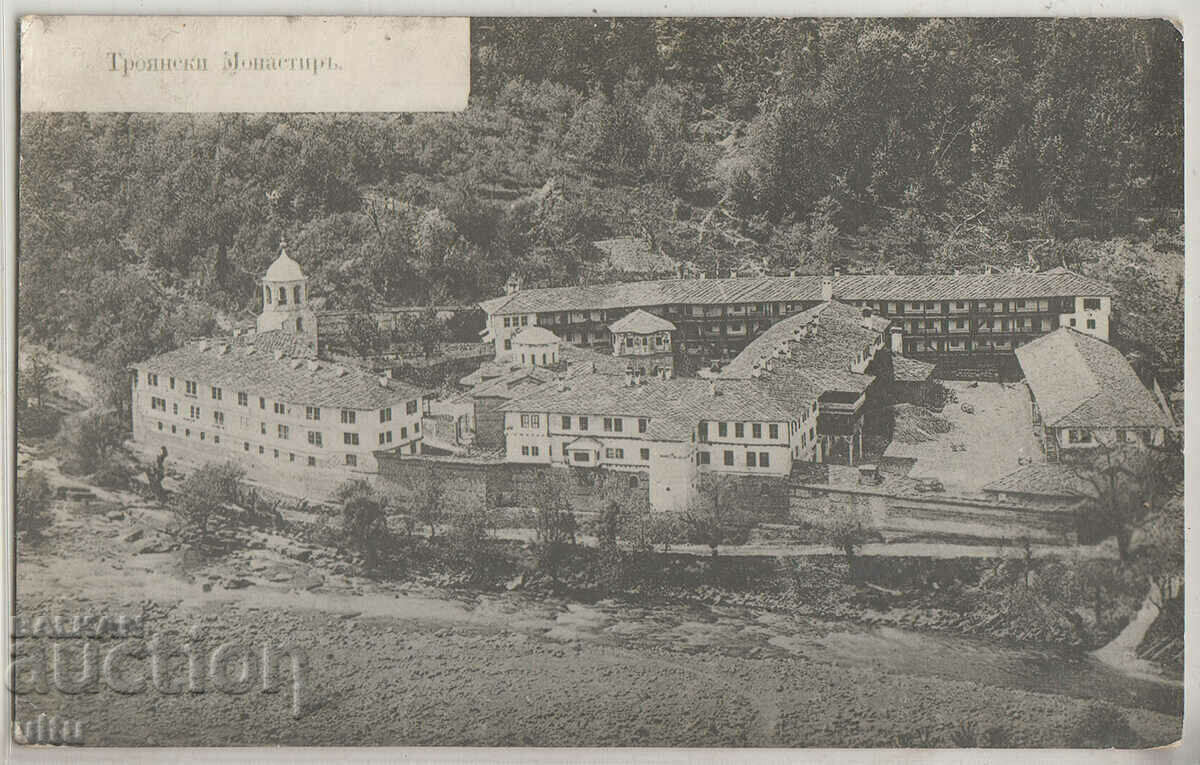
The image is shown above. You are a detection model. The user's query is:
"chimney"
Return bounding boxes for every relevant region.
[708,380,718,397]
[789,269,797,277]
[821,277,834,302]
[700,272,707,280]
[590,361,596,374]
[833,267,842,278]
[556,374,566,392]
[890,326,904,355]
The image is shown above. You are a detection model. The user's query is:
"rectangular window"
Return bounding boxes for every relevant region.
[341,409,356,424]
[769,424,779,440]
[307,431,323,447]
[259,397,266,409]
[278,424,289,439]
[289,453,295,462]
[243,442,249,452]
[760,452,770,467]
[724,450,734,466]
[521,445,530,456]
[562,416,571,430]
[640,448,650,461]
[718,422,728,438]
[735,423,745,438]
[238,392,248,406]
[273,448,279,459]
[1086,319,1096,330]
[531,446,540,456]
[345,454,357,467]
[379,408,392,423]
[307,456,316,467]
[344,432,359,446]
[698,422,708,441]
[400,426,408,439]
[747,452,758,467]
[752,423,762,439]
[579,416,589,430]
[603,417,613,432]
[638,418,648,434]
[211,386,222,400]
[504,339,512,351]
[274,402,285,415]
[200,431,206,441]
[185,380,197,396]
[261,423,267,435]
[213,411,224,426]
[503,317,511,328]
[697,451,710,465]
[189,405,200,419]
[169,377,175,389]
[214,435,220,444]
[305,406,320,421]
[1083,298,1101,310]
[406,400,418,415]
[147,372,159,386]
[520,414,541,428]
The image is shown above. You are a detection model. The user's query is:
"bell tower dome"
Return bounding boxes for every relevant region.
[257,237,317,340]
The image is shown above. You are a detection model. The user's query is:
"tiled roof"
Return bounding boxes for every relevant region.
[1015,328,1171,429]
[513,326,560,345]
[593,237,676,274]
[608,309,677,334]
[982,463,1092,498]
[720,301,878,399]
[137,334,427,410]
[480,271,1115,315]
[893,355,937,383]
[500,373,794,442]
[231,329,317,359]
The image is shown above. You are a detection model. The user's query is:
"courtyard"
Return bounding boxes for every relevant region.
[883,380,1043,492]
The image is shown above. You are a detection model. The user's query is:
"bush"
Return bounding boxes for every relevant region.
[1067,701,1141,748]
[16,404,62,439]
[92,457,133,490]
[16,470,54,541]
[335,480,390,572]
[171,461,245,551]
[59,410,125,475]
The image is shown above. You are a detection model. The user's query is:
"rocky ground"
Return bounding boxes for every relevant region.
[13,478,1183,749]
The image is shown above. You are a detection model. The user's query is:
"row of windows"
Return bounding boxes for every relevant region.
[697,450,772,468]
[155,420,368,468]
[264,285,305,305]
[501,315,531,328]
[142,377,418,423]
[699,421,782,441]
[148,400,416,443]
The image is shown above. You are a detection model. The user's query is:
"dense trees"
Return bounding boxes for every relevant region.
[19,19,1182,385]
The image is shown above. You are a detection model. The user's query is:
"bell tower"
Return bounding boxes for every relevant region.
[258,237,317,341]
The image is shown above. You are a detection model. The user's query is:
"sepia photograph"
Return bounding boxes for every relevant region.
[10,16,1186,751]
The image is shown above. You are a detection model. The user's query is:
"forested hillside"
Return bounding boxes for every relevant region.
[18,18,1184,404]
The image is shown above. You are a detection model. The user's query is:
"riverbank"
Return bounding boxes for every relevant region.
[13,496,1182,748]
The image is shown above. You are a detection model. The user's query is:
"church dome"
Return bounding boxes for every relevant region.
[265,249,304,282]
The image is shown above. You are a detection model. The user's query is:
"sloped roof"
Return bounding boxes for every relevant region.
[265,250,305,282]
[720,301,878,400]
[608,309,676,334]
[893,354,937,383]
[982,463,1092,499]
[137,334,426,410]
[231,329,317,359]
[500,373,794,442]
[479,271,1115,315]
[513,326,560,346]
[1015,328,1171,429]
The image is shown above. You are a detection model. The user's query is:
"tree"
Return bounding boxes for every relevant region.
[147,445,169,502]
[1072,444,1168,562]
[823,515,874,571]
[343,311,382,358]
[683,473,753,559]
[18,351,56,408]
[335,480,390,572]
[16,470,54,542]
[528,477,577,582]
[409,463,446,540]
[396,309,447,359]
[61,410,126,475]
[1137,494,1183,609]
[172,461,245,546]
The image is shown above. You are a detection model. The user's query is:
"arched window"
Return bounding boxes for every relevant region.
[278,286,287,305]
[293,285,302,304]
[265,286,272,304]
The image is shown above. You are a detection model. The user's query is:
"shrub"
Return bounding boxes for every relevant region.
[16,404,62,439]
[171,461,245,550]
[335,480,390,572]
[59,410,125,475]
[93,457,133,490]
[16,470,54,541]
